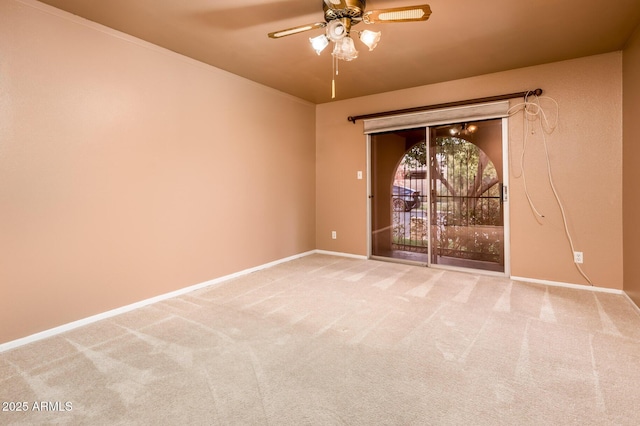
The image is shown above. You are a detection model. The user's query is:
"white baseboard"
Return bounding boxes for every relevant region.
[0,250,316,354]
[313,249,368,260]
[510,275,623,294]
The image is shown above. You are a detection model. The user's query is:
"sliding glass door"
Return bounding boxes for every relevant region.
[369,118,507,273]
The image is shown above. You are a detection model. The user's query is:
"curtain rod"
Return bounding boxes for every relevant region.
[347,88,543,123]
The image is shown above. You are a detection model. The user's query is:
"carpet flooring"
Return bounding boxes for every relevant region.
[1,254,639,425]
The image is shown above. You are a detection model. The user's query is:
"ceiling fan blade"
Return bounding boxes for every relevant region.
[268,22,326,39]
[363,4,432,24]
[324,0,347,9]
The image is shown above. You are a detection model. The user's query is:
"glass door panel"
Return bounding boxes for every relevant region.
[429,119,505,272]
[370,128,428,263]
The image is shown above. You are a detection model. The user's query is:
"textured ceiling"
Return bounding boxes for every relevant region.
[37,0,640,104]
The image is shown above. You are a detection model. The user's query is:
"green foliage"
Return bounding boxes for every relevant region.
[402,143,427,168]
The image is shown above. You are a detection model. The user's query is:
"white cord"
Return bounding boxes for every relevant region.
[520,115,545,218]
[508,93,593,286]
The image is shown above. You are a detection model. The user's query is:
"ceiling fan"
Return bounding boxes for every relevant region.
[268,1,432,98]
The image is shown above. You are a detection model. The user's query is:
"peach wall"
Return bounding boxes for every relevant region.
[623,24,640,306]
[317,53,623,290]
[0,0,316,344]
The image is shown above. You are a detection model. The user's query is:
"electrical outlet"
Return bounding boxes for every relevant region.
[574,251,583,264]
[331,231,337,240]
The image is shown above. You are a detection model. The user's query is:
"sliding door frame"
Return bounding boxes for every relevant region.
[501,117,511,277]
[365,103,511,276]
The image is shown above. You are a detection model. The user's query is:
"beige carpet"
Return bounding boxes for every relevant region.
[1,254,640,425]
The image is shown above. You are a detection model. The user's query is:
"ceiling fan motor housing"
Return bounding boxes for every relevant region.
[324,0,366,22]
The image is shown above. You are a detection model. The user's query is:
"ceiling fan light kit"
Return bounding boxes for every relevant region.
[268,1,432,98]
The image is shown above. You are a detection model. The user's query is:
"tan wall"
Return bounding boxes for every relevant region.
[0,0,316,344]
[623,24,640,306]
[317,53,623,290]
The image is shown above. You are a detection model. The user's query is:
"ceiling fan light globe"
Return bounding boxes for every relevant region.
[327,20,347,42]
[359,30,381,51]
[332,36,359,61]
[310,35,330,55]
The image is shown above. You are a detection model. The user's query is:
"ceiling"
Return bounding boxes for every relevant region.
[37,0,640,104]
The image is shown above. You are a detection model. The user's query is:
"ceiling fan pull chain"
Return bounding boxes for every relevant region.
[332,55,337,99]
